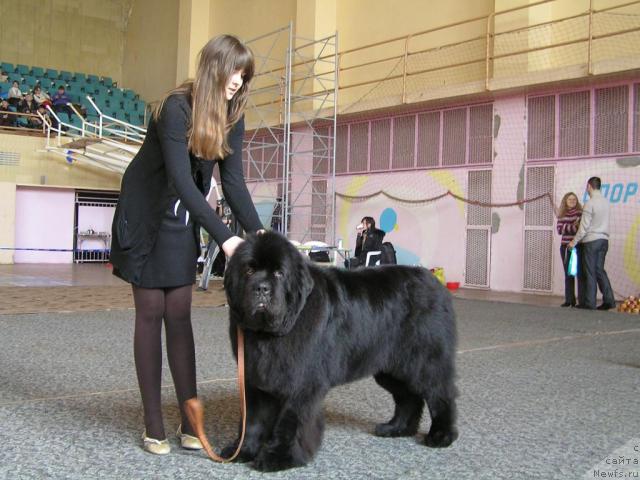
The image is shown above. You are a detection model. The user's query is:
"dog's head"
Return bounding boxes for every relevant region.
[224,231,314,335]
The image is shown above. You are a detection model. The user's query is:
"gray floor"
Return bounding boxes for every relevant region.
[1,299,639,479]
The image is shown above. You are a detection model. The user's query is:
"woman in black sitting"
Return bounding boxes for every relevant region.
[345,216,385,268]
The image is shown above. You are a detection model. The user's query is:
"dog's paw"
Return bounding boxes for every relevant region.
[424,428,458,448]
[253,450,305,472]
[374,422,418,437]
[220,442,256,463]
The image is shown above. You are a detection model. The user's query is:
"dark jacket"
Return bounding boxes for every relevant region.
[110,93,263,285]
[52,91,71,107]
[18,99,37,114]
[354,227,385,260]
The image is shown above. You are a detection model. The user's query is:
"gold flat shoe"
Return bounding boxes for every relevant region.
[142,430,170,455]
[177,424,203,450]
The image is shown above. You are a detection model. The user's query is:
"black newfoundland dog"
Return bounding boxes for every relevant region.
[221,232,458,471]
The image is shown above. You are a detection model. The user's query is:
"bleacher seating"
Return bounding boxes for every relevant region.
[0,61,147,127]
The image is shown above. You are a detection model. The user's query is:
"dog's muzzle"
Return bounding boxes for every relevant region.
[253,281,272,312]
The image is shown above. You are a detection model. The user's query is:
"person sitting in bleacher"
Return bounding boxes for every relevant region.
[7,81,23,107]
[18,92,40,128]
[36,105,51,128]
[33,85,51,109]
[0,98,15,127]
[52,85,72,121]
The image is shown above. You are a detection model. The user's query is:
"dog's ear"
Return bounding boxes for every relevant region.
[282,255,314,331]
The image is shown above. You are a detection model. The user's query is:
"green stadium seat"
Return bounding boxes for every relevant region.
[127,113,143,126]
[110,88,124,98]
[93,85,109,96]
[96,104,110,115]
[67,81,85,93]
[69,115,84,128]
[23,76,38,89]
[123,100,136,111]
[67,92,82,104]
[2,64,145,127]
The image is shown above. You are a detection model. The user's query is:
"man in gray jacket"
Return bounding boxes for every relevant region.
[568,177,615,310]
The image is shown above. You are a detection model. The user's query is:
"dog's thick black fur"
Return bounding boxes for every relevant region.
[222,232,458,471]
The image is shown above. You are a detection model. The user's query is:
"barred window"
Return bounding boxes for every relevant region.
[392,115,416,169]
[595,85,628,155]
[469,104,493,164]
[442,108,467,166]
[635,84,640,152]
[349,122,369,172]
[313,127,330,175]
[559,91,589,158]
[335,124,349,174]
[528,82,640,160]
[417,111,440,168]
[333,103,492,174]
[370,119,391,171]
[528,95,555,160]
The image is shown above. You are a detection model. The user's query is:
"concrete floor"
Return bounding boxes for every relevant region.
[0,293,638,479]
[0,263,638,480]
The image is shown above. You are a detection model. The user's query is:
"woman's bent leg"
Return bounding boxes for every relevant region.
[164,285,198,435]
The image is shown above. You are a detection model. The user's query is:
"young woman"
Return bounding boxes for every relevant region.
[556,192,583,307]
[345,216,385,268]
[110,35,264,455]
[7,80,23,107]
[32,85,51,108]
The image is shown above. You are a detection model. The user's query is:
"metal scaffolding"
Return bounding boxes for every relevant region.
[244,23,338,244]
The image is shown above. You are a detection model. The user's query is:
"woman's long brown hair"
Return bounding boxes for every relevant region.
[153,35,254,160]
[558,192,582,218]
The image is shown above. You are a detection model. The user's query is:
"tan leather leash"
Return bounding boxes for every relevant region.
[184,326,246,463]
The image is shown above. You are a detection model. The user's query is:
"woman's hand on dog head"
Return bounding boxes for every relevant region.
[222,235,244,258]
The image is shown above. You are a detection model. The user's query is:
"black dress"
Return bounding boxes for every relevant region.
[110,93,263,288]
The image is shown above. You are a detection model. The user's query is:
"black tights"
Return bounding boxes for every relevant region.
[132,285,197,440]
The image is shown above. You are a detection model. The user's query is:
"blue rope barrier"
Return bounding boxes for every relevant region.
[0,247,110,253]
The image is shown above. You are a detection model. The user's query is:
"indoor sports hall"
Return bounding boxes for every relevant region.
[1,1,639,479]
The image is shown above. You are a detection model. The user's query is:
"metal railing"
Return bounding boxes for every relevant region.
[39,95,145,174]
[248,0,640,116]
[0,109,49,133]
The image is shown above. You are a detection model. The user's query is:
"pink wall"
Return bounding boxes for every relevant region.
[490,95,527,292]
[334,93,640,298]
[335,169,467,279]
[14,187,75,263]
